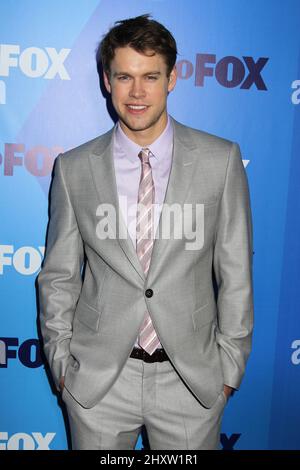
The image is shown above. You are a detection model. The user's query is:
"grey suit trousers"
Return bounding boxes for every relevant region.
[62,355,227,450]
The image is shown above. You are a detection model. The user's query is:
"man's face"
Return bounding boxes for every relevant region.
[103,46,177,143]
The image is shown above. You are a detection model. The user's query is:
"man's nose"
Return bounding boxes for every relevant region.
[129,79,146,98]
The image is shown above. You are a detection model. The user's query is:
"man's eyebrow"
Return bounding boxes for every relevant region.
[143,71,161,75]
[112,71,162,77]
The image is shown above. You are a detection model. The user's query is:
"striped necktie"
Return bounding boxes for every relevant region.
[136,148,161,354]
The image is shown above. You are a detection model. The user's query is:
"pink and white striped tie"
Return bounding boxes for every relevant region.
[136,148,161,355]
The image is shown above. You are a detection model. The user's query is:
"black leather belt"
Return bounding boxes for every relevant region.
[130,347,169,363]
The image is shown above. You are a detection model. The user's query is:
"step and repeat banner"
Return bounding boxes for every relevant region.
[1,0,300,450]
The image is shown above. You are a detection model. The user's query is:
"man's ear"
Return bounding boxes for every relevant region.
[167,65,177,92]
[103,70,111,94]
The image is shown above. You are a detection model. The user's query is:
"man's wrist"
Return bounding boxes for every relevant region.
[223,384,234,399]
[59,376,65,391]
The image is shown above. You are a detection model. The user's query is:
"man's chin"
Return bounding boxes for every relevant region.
[119,112,165,133]
[120,118,154,133]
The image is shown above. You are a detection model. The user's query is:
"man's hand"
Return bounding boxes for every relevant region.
[59,376,65,392]
[223,384,234,400]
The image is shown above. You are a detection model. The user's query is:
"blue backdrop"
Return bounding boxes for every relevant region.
[1,0,300,450]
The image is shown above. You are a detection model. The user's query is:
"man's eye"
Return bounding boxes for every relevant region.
[118,76,129,81]
[147,76,158,80]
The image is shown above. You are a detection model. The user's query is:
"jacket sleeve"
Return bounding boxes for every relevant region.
[213,142,254,390]
[38,154,84,391]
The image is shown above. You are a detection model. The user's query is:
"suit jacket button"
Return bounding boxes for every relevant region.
[145,289,153,298]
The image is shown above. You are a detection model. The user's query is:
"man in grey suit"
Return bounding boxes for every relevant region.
[38,14,253,450]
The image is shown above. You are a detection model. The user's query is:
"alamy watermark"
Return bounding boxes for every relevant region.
[95,197,205,250]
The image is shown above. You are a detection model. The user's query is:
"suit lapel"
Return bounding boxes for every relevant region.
[147,118,198,283]
[88,127,145,282]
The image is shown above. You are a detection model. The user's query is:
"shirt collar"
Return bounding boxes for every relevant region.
[114,114,173,163]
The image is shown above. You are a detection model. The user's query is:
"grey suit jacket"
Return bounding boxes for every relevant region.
[38,116,253,409]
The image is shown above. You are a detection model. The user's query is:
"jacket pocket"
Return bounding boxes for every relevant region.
[75,297,101,332]
[192,302,215,331]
